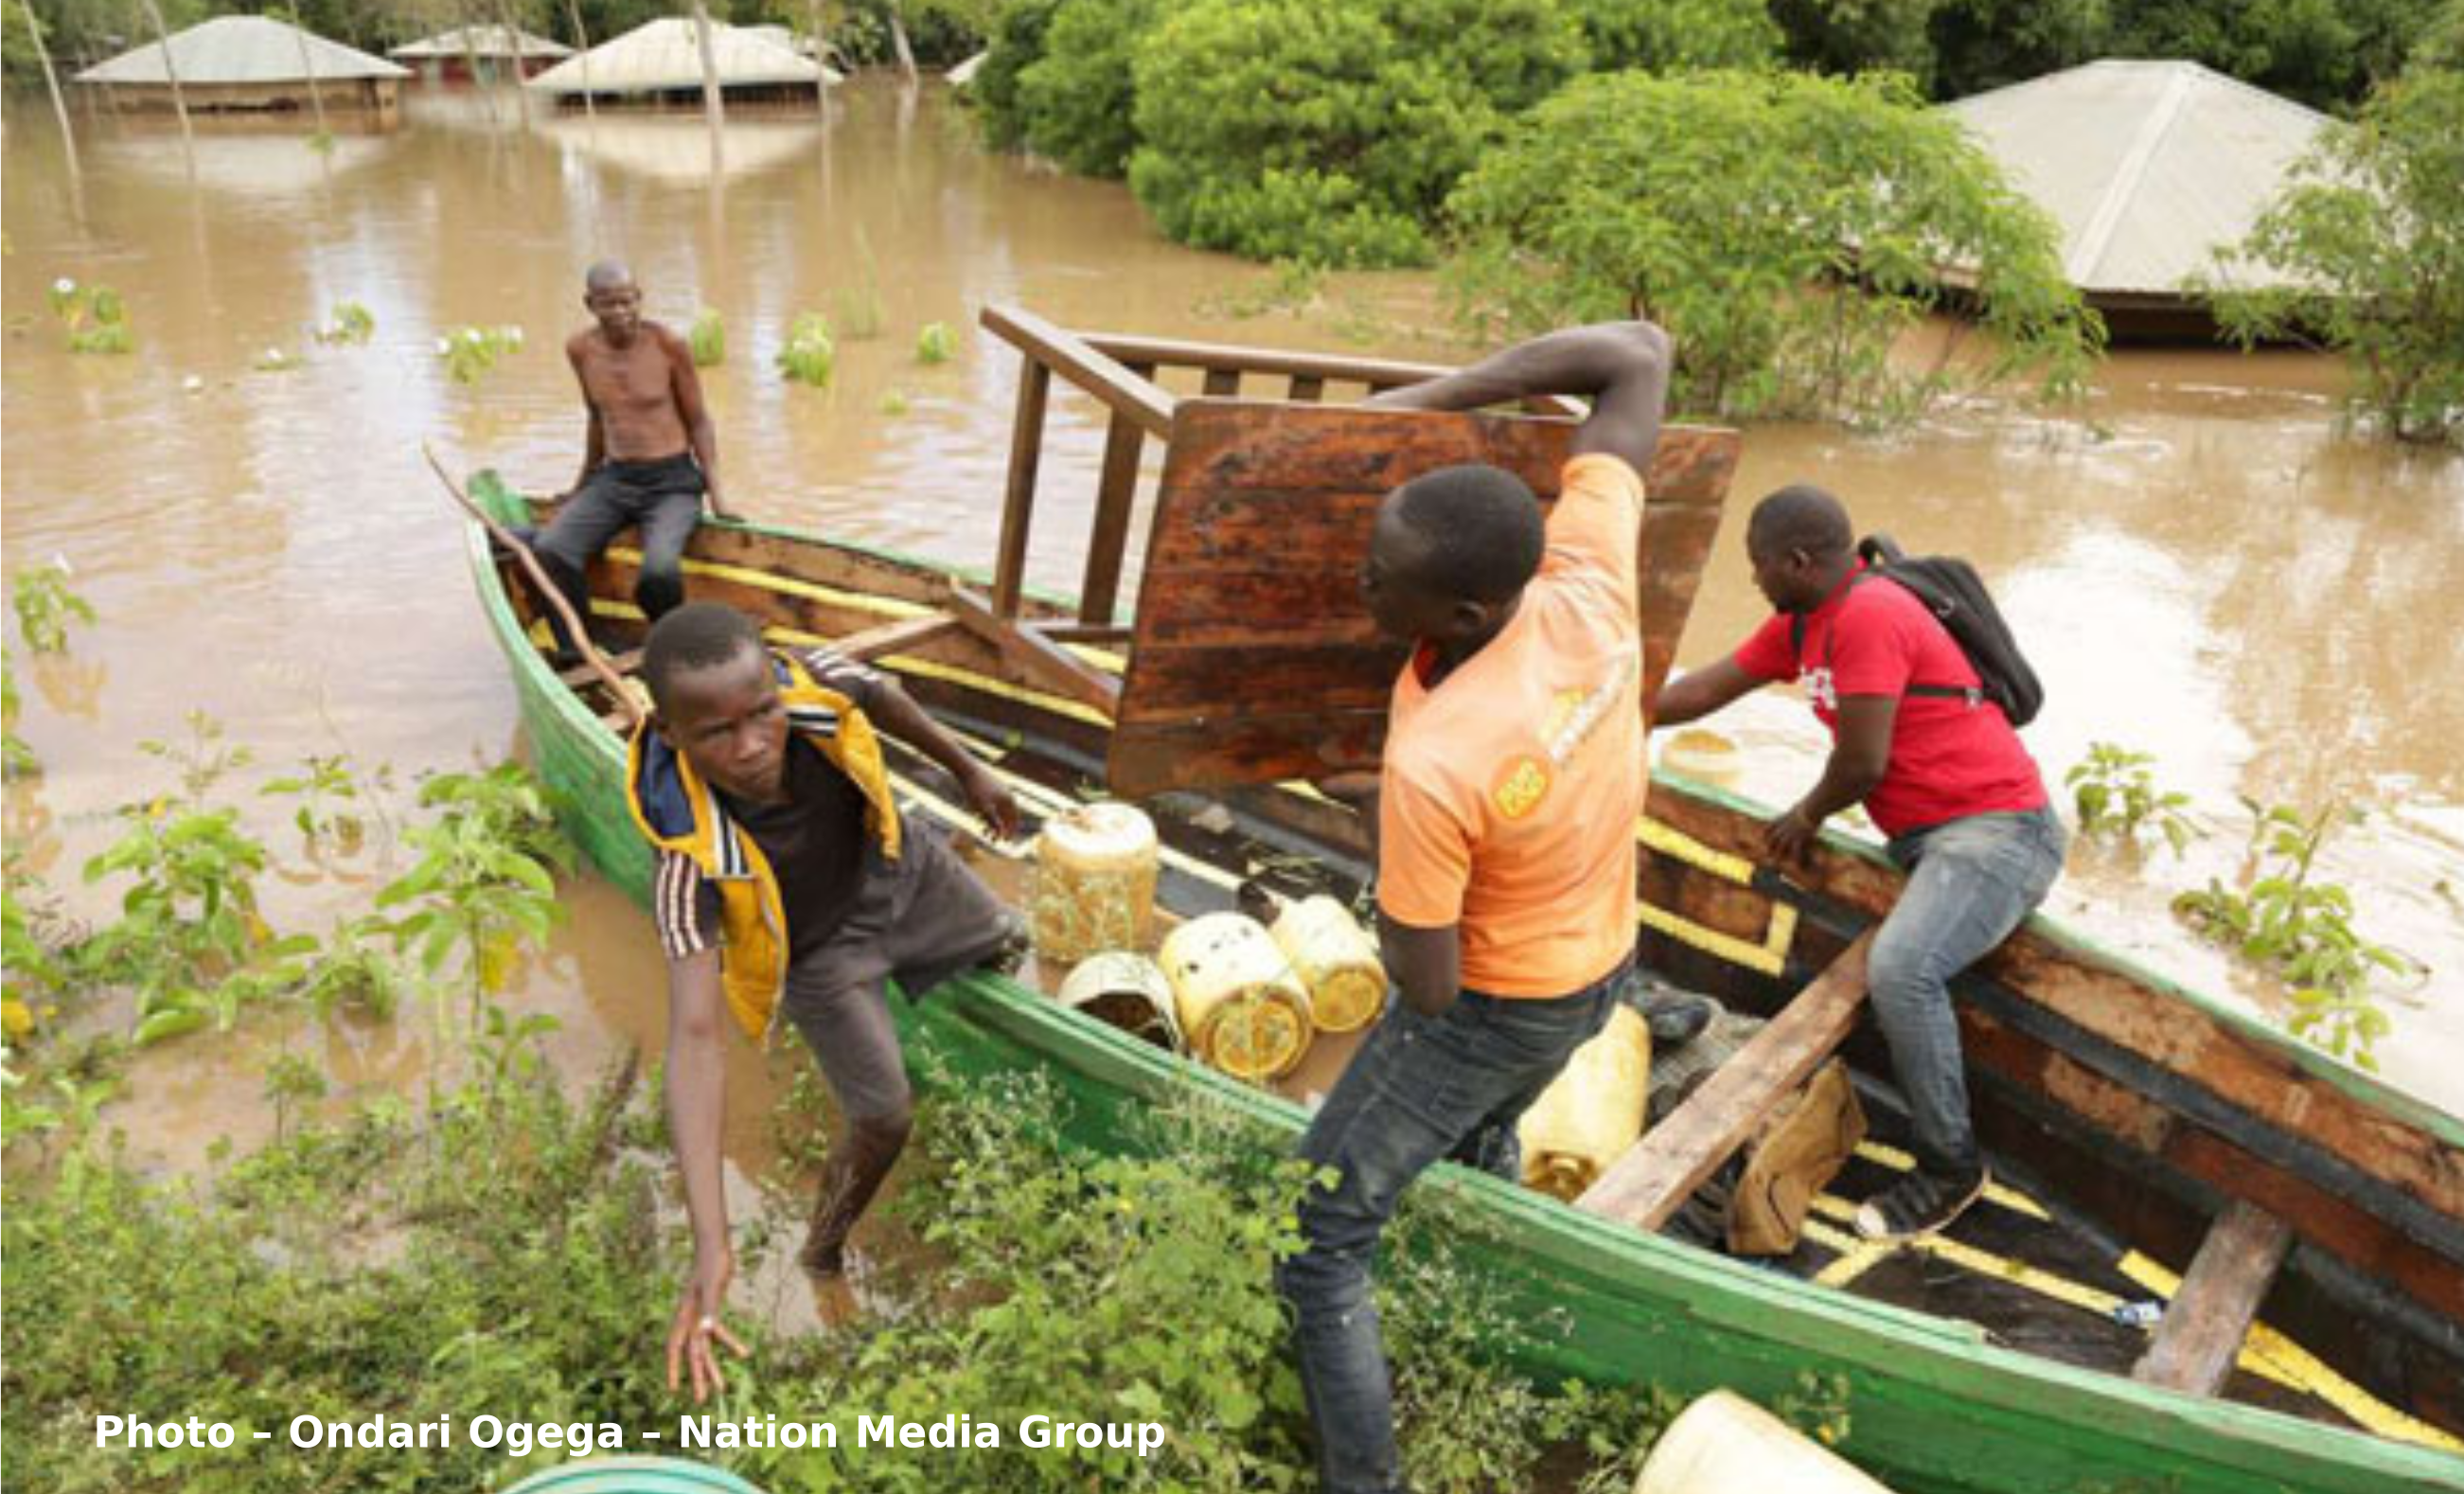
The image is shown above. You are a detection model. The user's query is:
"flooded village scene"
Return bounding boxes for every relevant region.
[4,1,2463,1491]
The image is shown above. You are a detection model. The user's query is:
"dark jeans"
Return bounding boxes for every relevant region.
[1874,805,2067,1175]
[532,454,705,649]
[1275,960,1626,1494]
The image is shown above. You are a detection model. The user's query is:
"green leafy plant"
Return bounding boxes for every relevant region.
[434,325,524,385]
[1014,0,1161,176]
[915,319,960,364]
[879,388,913,415]
[2174,799,2417,1071]
[777,311,839,386]
[688,306,726,366]
[315,300,376,345]
[1,653,34,781]
[45,277,133,354]
[9,559,95,654]
[77,778,282,1047]
[262,752,368,852]
[1448,67,2102,424]
[1130,0,1587,269]
[2204,70,2464,446]
[1576,0,1781,71]
[376,763,570,1032]
[2065,741,2204,856]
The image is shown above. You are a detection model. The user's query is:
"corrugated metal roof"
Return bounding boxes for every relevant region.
[524,18,827,97]
[77,14,409,85]
[389,26,574,62]
[1946,60,2327,297]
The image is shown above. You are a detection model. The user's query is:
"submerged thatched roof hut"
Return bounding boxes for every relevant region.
[78,14,410,116]
[1945,60,2327,330]
[523,18,836,107]
[389,25,573,81]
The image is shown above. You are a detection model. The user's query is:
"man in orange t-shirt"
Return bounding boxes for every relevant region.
[1277,320,1672,1494]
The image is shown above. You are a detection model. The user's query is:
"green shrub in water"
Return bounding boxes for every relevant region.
[315,301,376,346]
[1446,68,2101,423]
[1128,0,1587,268]
[46,278,133,355]
[436,325,524,385]
[915,321,959,365]
[689,307,727,367]
[2065,741,2203,857]
[1015,0,1162,176]
[9,559,94,655]
[778,311,839,386]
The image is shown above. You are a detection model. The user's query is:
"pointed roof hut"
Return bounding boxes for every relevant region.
[77,14,409,115]
[1945,60,2328,324]
[389,25,573,80]
[523,17,834,105]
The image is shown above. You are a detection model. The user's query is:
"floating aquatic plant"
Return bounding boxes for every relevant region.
[47,278,133,355]
[915,320,958,365]
[314,301,375,346]
[437,325,523,385]
[777,312,836,387]
[688,307,726,367]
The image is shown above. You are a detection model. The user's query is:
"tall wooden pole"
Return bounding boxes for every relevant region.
[138,0,196,178]
[563,0,594,120]
[689,0,725,176]
[19,0,84,194]
[285,5,332,139]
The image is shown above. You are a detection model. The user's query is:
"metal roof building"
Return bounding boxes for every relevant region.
[77,14,410,116]
[1945,60,2328,320]
[524,18,833,104]
[389,25,573,80]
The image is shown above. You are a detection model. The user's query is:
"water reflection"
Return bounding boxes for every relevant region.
[3,80,2459,1131]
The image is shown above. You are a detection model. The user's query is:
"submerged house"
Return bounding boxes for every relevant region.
[1945,60,2328,337]
[388,25,573,84]
[76,14,411,117]
[523,18,837,109]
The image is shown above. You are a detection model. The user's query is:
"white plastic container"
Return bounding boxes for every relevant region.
[1268,895,1387,1035]
[1029,802,1160,965]
[1159,912,1314,1080]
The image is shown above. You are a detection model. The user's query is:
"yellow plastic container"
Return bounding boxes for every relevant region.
[1160,912,1314,1080]
[1635,1390,1898,1494]
[1268,895,1387,1034]
[1659,728,1742,787]
[1056,951,1181,1051]
[1029,802,1160,965]
[1516,1004,1650,1201]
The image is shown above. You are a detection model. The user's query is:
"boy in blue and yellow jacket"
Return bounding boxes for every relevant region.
[626,602,1020,1403]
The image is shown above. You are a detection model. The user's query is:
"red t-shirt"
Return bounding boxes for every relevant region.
[1732,565,2046,837]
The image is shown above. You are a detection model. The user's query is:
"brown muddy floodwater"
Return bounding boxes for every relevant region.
[5,79,2462,1228]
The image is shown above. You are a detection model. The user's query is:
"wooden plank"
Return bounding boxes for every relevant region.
[1079,362,1152,625]
[2133,1202,2293,1396]
[1107,401,1739,797]
[990,359,1051,618]
[1029,621,1134,646]
[832,613,960,664]
[1089,331,1584,418]
[947,584,1122,716]
[559,647,644,687]
[980,304,1176,438]
[1578,934,1872,1230]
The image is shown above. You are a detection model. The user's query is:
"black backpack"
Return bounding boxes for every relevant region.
[1790,534,2044,727]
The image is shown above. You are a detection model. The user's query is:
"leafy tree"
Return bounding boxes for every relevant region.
[1768,0,1941,84]
[1928,0,2108,98]
[2206,70,2464,445]
[966,0,1058,150]
[2107,0,2439,109]
[1013,0,1157,175]
[1128,0,1587,268]
[1447,68,2101,422]
[1574,0,1780,71]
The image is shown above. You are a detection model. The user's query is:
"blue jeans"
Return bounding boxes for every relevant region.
[1875,805,2067,1176]
[1275,961,1626,1494]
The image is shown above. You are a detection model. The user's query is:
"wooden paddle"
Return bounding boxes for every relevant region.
[420,441,645,732]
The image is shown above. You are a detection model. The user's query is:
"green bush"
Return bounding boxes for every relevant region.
[688,307,726,367]
[1016,0,1161,176]
[2206,70,2464,447]
[969,0,1065,151]
[1575,0,1780,71]
[1129,0,1588,268]
[1447,68,2101,422]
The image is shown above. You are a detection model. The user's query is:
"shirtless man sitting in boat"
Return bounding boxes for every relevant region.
[532,261,732,659]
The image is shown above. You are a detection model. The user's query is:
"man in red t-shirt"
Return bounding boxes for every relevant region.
[1655,484,2066,1240]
